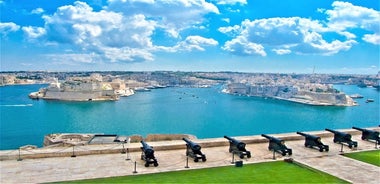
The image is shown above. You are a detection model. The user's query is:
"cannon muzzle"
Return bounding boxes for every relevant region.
[224,135,233,141]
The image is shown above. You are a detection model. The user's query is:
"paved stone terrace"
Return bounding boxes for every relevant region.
[1,131,379,183]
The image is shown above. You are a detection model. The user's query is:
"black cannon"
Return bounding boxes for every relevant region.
[224,136,251,159]
[352,127,380,144]
[297,132,329,152]
[261,134,292,156]
[325,128,358,148]
[182,138,206,162]
[140,141,158,167]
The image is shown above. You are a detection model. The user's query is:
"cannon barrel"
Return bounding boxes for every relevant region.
[224,135,234,141]
[352,127,365,131]
[182,138,201,151]
[141,141,154,155]
[297,132,320,139]
[224,135,246,151]
[296,132,308,137]
[141,141,152,150]
[325,128,351,139]
[224,135,242,145]
[261,134,271,139]
[325,128,338,134]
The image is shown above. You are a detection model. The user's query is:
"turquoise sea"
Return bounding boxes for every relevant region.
[0,84,379,150]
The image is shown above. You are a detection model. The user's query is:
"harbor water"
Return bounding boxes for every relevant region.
[0,84,379,150]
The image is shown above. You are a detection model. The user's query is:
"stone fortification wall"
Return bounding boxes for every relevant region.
[298,91,349,105]
[44,91,105,101]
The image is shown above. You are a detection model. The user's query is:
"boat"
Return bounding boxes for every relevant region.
[349,94,363,99]
[366,99,374,103]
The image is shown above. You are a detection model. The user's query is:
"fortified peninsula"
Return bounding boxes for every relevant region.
[28,73,134,101]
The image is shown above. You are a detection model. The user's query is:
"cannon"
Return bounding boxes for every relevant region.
[224,136,251,159]
[261,134,292,156]
[325,128,358,148]
[182,138,206,162]
[297,132,329,152]
[140,141,158,167]
[352,127,380,144]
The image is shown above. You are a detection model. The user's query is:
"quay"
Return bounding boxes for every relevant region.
[1,128,379,183]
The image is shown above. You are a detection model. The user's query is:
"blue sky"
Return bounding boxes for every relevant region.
[0,0,379,74]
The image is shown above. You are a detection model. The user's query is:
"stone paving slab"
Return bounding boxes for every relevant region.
[1,134,379,183]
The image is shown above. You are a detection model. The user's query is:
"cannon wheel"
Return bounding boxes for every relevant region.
[348,144,353,148]
[281,152,286,156]
[145,162,150,167]
[361,136,365,140]
[154,162,158,167]
[202,156,206,162]
[325,148,329,152]
[194,158,199,162]
[319,148,324,152]
[247,153,251,158]
[239,154,244,159]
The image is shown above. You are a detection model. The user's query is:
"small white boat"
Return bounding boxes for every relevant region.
[366,99,374,103]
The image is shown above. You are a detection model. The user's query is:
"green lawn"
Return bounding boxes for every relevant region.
[59,161,347,183]
[343,150,380,167]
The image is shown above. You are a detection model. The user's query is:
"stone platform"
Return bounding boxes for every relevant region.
[1,129,379,183]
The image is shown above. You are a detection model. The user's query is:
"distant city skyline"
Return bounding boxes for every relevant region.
[0,0,379,74]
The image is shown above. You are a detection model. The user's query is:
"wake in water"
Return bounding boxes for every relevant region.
[0,104,33,107]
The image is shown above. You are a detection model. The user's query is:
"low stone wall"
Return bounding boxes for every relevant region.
[0,128,369,161]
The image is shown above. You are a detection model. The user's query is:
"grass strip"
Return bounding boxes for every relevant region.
[57,161,348,183]
[343,150,380,167]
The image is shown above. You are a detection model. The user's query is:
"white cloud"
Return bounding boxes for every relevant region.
[176,35,218,51]
[218,25,240,33]
[22,26,46,40]
[27,1,219,64]
[0,22,20,36]
[220,17,355,56]
[106,0,219,38]
[31,8,44,14]
[272,49,291,55]
[214,0,247,5]
[326,1,380,44]
[222,36,266,56]
[362,33,380,45]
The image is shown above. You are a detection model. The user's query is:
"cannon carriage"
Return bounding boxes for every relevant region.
[325,128,358,148]
[140,141,159,167]
[182,138,206,162]
[261,134,292,156]
[297,132,329,152]
[224,136,251,159]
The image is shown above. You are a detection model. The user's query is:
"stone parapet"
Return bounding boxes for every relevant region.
[0,128,372,161]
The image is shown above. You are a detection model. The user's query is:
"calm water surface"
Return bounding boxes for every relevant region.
[0,84,379,150]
